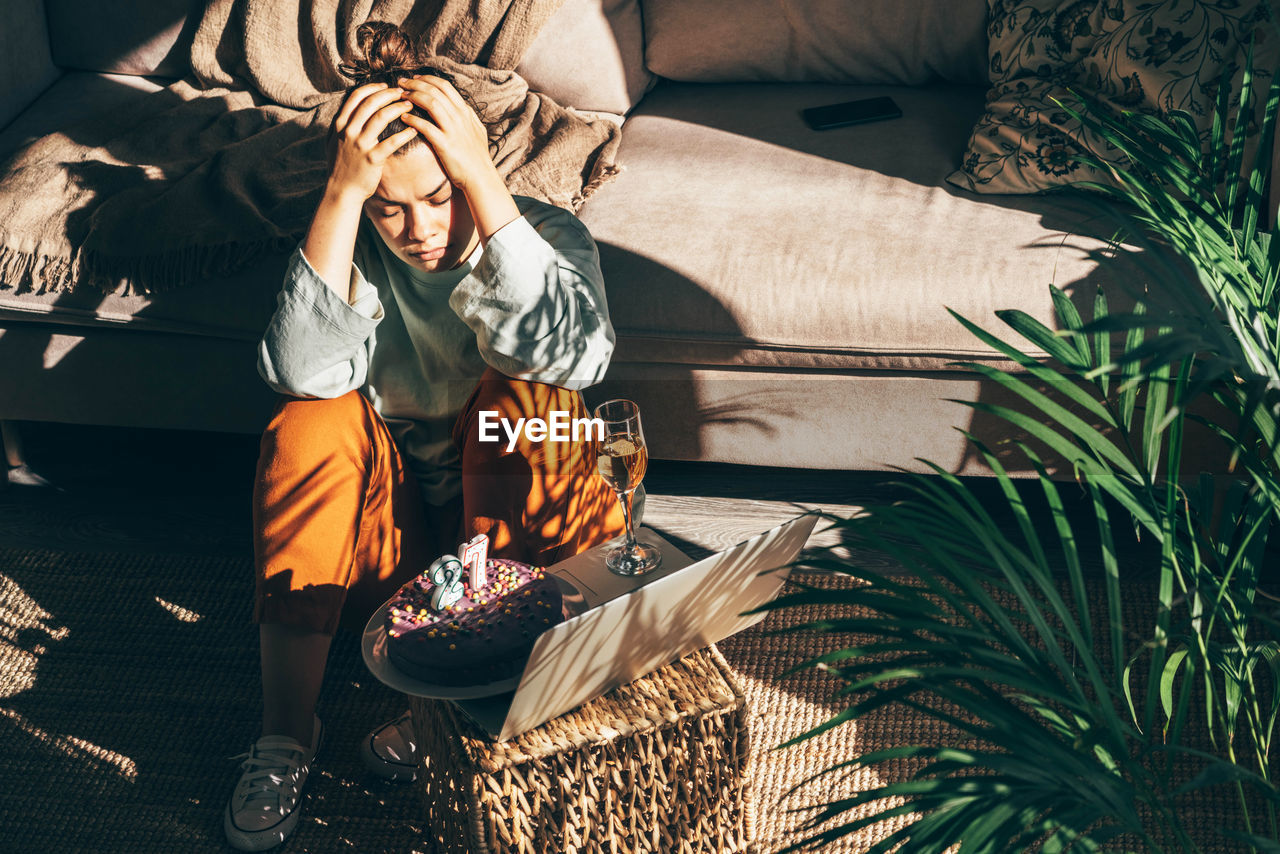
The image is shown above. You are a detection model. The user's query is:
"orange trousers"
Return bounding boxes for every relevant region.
[253,369,625,634]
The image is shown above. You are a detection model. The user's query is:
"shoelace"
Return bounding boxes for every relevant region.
[230,744,308,813]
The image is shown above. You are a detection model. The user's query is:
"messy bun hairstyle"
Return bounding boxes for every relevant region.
[335,21,495,157]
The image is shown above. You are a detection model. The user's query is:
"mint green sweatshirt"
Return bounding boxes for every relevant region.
[257,196,615,505]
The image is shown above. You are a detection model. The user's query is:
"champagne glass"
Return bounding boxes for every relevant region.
[594,399,662,576]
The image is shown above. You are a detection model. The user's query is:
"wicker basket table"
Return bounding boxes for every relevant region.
[408,644,752,853]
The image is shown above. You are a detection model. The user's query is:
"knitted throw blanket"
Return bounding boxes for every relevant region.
[0,0,621,295]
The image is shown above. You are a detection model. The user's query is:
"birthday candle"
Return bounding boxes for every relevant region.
[460,533,490,591]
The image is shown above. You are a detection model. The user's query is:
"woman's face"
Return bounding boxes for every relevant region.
[362,145,479,273]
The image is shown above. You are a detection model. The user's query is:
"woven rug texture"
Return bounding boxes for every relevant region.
[0,542,915,854]
[1,532,1252,852]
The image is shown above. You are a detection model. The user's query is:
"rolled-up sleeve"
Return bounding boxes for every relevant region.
[257,247,383,398]
[448,205,615,391]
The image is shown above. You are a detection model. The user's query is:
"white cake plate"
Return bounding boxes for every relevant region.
[361,599,522,700]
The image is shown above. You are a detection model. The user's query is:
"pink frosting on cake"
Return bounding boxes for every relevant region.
[385,557,564,686]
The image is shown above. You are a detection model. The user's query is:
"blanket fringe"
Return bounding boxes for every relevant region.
[571,161,623,213]
[0,237,298,297]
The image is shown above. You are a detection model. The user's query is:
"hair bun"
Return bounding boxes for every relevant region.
[339,21,420,86]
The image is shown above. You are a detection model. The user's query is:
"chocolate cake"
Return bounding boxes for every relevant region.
[384,558,564,686]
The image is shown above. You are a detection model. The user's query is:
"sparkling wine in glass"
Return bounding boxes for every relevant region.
[594,399,661,576]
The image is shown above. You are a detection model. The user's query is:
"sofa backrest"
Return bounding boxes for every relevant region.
[1,0,61,131]
[40,0,653,117]
[642,0,990,86]
[516,0,654,116]
[46,0,199,78]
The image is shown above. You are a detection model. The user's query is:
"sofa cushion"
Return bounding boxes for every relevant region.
[577,81,1142,373]
[1,0,61,132]
[950,0,1277,194]
[0,72,165,156]
[643,0,989,85]
[45,0,200,79]
[516,0,653,115]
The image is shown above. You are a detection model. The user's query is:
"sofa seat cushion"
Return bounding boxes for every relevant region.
[0,72,170,157]
[0,72,284,342]
[577,82,1139,373]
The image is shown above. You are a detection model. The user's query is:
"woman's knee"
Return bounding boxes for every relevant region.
[456,369,590,471]
[468,368,581,424]
[260,391,376,472]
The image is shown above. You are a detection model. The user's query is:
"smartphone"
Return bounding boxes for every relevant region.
[802,96,902,131]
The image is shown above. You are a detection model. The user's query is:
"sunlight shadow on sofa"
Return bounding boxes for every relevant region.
[0,70,292,432]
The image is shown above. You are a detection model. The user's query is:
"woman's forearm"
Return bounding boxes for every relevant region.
[302,182,369,304]
[465,168,521,245]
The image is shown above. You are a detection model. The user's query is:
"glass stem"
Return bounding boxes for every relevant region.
[618,488,638,549]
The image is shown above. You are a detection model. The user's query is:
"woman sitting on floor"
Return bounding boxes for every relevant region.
[223,22,622,852]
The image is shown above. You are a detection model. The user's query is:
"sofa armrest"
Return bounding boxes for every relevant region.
[0,0,60,134]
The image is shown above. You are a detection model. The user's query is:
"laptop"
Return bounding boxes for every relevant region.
[451,511,819,741]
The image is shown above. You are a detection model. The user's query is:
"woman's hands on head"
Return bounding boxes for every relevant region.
[328,83,418,201]
[310,74,519,288]
[398,74,519,242]
[396,75,498,193]
[305,82,417,304]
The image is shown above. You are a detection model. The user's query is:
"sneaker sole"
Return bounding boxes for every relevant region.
[360,719,418,783]
[224,801,303,852]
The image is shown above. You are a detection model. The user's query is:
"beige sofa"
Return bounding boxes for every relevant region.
[0,0,1188,473]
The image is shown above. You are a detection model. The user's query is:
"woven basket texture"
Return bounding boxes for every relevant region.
[409,645,751,853]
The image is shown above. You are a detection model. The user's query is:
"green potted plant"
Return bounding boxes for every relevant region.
[763,52,1280,854]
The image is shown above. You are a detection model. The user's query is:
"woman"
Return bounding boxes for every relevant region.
[223,23,623,851]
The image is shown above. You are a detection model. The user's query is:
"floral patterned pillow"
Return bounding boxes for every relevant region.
[948,0,1275,195]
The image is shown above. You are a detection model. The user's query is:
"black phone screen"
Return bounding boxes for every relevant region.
[802,96,902,131]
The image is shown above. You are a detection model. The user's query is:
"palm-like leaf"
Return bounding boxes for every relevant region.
[765,29,1280,854]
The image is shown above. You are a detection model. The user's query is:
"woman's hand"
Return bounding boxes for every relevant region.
[328,83,418,201]
[303,83,415,303]
[397,75,497,193]
[398,74,520,241]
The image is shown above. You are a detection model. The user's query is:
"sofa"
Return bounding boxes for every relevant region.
[0,0,1245,475]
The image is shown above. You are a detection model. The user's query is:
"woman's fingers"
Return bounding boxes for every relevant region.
[400,111,440,136]
[427,77,471,113]
[358,100,413,148]
[401,87,448,122]
[400,73,465,105]
[371,126,419,159]
[399,75,469,122]
[342,87,404,143]
[334,82,392,134]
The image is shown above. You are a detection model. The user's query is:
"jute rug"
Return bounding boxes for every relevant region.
[0,543,915,853]
[0,547,427,853]
[2,536,1245,852]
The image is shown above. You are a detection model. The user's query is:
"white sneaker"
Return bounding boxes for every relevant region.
[224,716,323,851]
[360,711,418,782]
